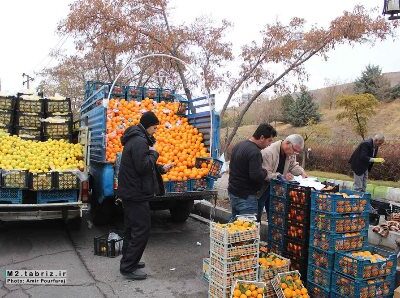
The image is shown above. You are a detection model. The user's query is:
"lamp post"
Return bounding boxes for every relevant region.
[383,0,400,20]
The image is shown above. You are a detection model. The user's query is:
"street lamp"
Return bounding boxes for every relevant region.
[383,0,400,20]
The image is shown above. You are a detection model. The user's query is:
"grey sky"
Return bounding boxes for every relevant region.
[0,0,398,109]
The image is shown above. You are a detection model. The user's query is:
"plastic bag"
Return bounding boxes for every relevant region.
[108,232,123,254]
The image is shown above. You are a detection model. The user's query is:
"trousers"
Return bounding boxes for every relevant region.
[120,200,151,273]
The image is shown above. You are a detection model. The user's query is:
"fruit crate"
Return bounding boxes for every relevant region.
[0,188,23,204]
[0,110,13,126]
[311,189,370,214]
[310,210,369,233]
[271,270,307,298]
[1,170,29,189]
[169,180,191,192]
[208,280,230,298]
[210,251,258,272]
[54,171,80,190]
[258,252,290,282]
[263,280,277,298]
[268,241,284,256]
[308,245,335,270]
[210,265,257,287]
[36,189,78,204]
[285,221,309,241]
[230,280,266,298]
[269,195,287,214]
[210,239,259,259]
[29,172,55,191]
[189,177,214,191]
[334,245,396,280]
[309,228,367,252]
[0,124,13,134]
[45,113,73,122]
[15,112,43,128]
[307,281,330,298]
[15,126,43,138]
[195,157,223,179]
[289,255,308,279]
[177,100,188,116]
[158,88,175,102]
[43,122,72,136]
[288,182,339,207]
[269,211,286,229]
[45,99,72,114]
[287,203,310,222]
[267,225,285,246]
[0,96,15,111]
[210,222,260,245]
[331,271,395,298]
[285,237,308,259]
[125,86,144,101]
[17,98,45,113]
[143,87,159,100]
[307,264,332,292]
[43,134,73,142]
[93,230,124,257]
[269,179,291,198]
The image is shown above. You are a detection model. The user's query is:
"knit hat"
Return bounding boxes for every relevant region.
[140,111,160,129]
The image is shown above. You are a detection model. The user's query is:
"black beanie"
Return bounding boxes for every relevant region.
[140,111,160,129]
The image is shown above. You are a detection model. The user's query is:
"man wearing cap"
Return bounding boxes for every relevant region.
[118,111,173,280]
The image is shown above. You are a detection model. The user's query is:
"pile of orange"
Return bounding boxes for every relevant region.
[232,282,264,298]
[106,98,210,181]
[280,273,309,298]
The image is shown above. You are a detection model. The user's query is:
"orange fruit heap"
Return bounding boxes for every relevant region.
[106,98,211,182]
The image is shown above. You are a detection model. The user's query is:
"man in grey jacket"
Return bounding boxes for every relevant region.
[257,134,307,221]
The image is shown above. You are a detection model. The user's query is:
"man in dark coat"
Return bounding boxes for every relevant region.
[118,111,173,280]
[349,134,385,192]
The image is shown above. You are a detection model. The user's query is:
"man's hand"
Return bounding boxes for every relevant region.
[285,173,294,180]
[371,157,385,163]
[149,146,156,151]
[162,163,174,172]
[301,172,308,178]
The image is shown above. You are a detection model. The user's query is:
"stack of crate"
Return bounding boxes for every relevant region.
[14,95,45,140]
[208,220,260,298]
[307,189,371,297]
[43,98,73,142]
[0,95,15,134]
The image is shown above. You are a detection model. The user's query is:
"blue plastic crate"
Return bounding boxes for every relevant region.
[307,281,330,298]
[0,188,23,204]
[311,189,370,214]
[310,210,369,233]
[158,88,175,102]
[307,264,333,292]
[195,158,223,180]
[332,271,395,298]
[143,87,159,100]
[269,179,290,198]
[269,195,287,215]
[163,181,171,193]
[37,190,78,204]
[309,228,367,252]
[268,211,286,229]
[287,204,310,225]
[286,221,309,241]
[267,224,285,246]
[169,180,191,193]
[125,86,144,101]
[335,245,397,280]
[189,177,215,191]
[308,245,335,270]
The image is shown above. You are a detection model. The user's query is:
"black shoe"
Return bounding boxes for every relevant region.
[120,268,147,280]
[137,261,145,268]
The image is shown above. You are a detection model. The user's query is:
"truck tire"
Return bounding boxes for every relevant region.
[66,216,82,231]
[169,200,194,223]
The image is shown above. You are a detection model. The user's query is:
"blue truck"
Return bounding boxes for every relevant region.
[80,82,220,224]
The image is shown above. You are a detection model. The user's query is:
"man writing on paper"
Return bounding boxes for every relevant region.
[257,134,307,221]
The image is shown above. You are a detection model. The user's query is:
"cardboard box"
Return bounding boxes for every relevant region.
[394,285,400,298]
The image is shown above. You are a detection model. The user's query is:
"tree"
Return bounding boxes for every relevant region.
[288,88,321,127]
[322,79,343,110]
[336,93,379,140]
[281,94,295,123]
[354,64,391,101]
[389,83,400,100]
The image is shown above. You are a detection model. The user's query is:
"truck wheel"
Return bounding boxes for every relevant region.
[169,200,194,223]
[66,216,82,231]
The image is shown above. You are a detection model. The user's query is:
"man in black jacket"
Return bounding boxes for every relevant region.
[349,134,385,192]
[118,111,172,280]
[228,123,277,219]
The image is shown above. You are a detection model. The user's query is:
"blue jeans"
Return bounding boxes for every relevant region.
[229,193,258,220]
[257,186,270,222]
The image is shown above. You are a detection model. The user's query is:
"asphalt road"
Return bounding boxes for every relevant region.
[0,211,211,298]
